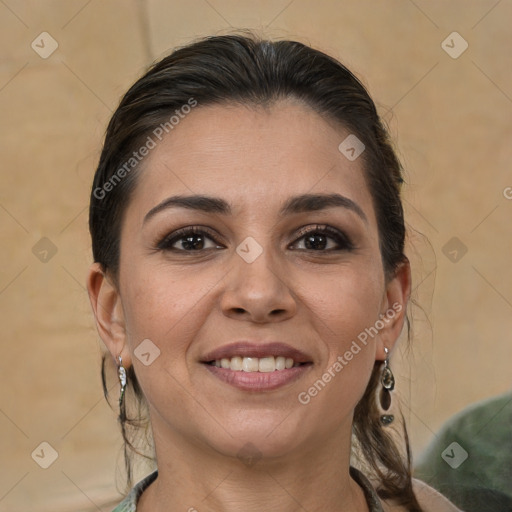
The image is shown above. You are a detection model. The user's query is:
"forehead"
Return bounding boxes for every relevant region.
[125,100,376,224]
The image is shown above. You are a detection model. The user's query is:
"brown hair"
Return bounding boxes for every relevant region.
[91,32,421,510]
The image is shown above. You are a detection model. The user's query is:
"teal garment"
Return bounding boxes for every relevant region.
[414,392,512,511]
[111,471,157,512]
[110,466,384,511]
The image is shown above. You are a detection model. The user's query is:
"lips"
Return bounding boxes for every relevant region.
[201,342,313,391]
[201,341,312,364]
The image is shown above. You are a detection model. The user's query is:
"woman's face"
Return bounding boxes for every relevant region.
[97,100,408,460]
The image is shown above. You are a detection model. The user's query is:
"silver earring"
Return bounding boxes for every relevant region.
[117,355,127,409]
[379,347,395,426]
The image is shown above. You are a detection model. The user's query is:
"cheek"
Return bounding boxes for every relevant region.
[119,261,229,371]
[120,265,206,354]
[118,267,211,416]
[295,263,383,408]
[298,260,384,345]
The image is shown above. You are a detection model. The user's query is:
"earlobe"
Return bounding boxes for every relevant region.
[376,258,412,360]
[86,263,131,367]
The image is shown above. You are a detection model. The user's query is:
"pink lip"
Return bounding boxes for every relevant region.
[204,364,312,391]
[200,341,313,392]
[201,341,312,364]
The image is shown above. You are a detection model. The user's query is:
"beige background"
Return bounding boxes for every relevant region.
[1,1,511,510]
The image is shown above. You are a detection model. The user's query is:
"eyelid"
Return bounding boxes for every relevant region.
[156,226,225,250]
[156,224,354,252]
[291,224,354,250]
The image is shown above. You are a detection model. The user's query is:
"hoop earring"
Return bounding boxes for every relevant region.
[379,347,395,426]
[117,355,127,409]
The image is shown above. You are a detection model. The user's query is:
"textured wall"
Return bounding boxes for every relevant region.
[1,1,511,510]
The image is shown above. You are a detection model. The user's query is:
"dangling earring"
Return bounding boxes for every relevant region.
[379,347,395,426]
[117,355,127,409]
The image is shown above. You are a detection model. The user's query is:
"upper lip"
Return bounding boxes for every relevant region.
[201,342,312,364]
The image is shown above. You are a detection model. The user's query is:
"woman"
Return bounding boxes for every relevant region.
[86,33,461,512]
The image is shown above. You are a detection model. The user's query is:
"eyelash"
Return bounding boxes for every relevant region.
[292,225,355,252]
[157,225,354,253]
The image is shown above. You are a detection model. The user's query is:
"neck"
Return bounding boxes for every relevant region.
[138,420,369,512]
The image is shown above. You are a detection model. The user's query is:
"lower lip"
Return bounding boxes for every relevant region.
[203,364,312,391]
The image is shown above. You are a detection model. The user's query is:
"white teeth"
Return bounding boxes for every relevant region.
[211,355,301,372]
[230,356,243,371]
[258,357,275,373]
[275,356,286,370]
[242,357,259,372]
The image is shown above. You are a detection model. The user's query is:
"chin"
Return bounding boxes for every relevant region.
[199,410,313,463]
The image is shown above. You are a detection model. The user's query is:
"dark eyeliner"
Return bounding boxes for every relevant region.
[292,224,355,251]
[156,226,222,251]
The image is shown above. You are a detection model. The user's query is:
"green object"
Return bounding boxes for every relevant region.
[414,392,512,511]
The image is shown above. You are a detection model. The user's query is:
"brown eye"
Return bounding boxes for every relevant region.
[291,225,354,252]
[158,227,224,252]
[303,233,329,250]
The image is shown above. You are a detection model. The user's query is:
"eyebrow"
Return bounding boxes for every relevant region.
[143,193,367,224]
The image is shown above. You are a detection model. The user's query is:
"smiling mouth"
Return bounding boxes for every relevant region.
[206,355,310,372]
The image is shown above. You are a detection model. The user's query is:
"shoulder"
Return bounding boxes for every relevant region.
[351,468,461,512]
[380,480,463,512]
[411,478,463,512]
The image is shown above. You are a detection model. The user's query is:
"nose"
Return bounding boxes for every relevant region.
[220,246,297,324]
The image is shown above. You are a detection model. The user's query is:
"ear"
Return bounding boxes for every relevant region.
[375,258,412,361]
[86,262,132,368]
